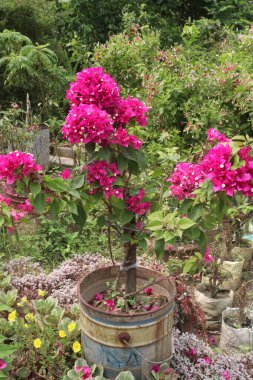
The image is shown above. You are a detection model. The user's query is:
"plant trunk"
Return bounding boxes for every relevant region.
[124,241,137,295]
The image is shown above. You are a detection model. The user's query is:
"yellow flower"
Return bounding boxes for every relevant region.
[21,296,28,303]
[17,302,22,307]
[34,338,42,349]
[67,321,76,332]
[8,310,16,322]
[24,323,29,329]
[59,330,66,338]
[72,341,81,353]
[25,313,35,322]
[38,289,46,297]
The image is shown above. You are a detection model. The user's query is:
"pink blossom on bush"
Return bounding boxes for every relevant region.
[207,128,229,143]
[0,152,42,185]
[111,127,143,150]
[18,199,33,213]
[60,168,71,180]
[66,67,121,112]
[62,104,114,145]
[235,146,253,196]
[85,160,123,199]
[0,195,11,206]
[200,143,237,196]
[114,96,148,127]
[126,189,151,215]
[167,162,204,200]
[0,359,7,370]
[204,246,215,263]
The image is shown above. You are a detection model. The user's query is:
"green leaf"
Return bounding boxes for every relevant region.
[117,154,128,173]
[154,239,165,259]
[138,239,147,250]
[117,210,134,225]
[115,371,135,380]
[147,220,163,231]
[50,198,60,218]
[111,197,126,210]
[0,305,12,312]
[0,343,18,356]
[71,175,84,189]
[72,204,87,232]
[178,218,195,230]
[33,193,46,213]
[148,211,163,222]
[100,147,111,162]
[43,176,68,192]
[128,160,139,175]
[68,202,78,215]
[30,182,41,197]
[86,142,95,155]
[164,231,176,242]
[97,215,106,228]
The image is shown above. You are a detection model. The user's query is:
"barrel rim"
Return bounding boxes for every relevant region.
[78,264,176,318]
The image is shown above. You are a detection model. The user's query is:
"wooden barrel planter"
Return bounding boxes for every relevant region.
[78,266,176,380]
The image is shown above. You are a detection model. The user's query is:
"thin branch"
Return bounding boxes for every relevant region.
[107,224,115,266]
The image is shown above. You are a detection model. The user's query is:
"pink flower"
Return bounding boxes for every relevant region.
[66,67,121,112]
[62,104,114,145]
[61,168,71,180]
[151,364,160,373]
[84,160,122,200]
[143,287,153,295]
[0,152,42,185]
[82,366,92,379]
[104,299,115,311]
[164,368,172,375]
[200,143,237,196]
[203,356,212,365]
[204,246,215,263]
[167,162,204,200]
[222,371,230,380]
[126,189,151,215]
[0,359,7,370]
[95,293,103,301]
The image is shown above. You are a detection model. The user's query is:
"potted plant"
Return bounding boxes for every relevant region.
[220,281,253,353]
[163,129,253,291]
[0,67,176,380]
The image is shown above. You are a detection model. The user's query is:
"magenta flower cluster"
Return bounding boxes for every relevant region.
[168,129,253,199]
[126,189,152,215]
[62,67,148,149]
[84,160,123,199]
[167,163,204,200]
[0,151,43,185]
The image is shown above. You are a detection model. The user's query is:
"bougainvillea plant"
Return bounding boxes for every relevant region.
[148,129,253,255]
[0,67,154,296]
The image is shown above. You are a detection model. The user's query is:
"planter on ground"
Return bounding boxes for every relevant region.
[194,284,233,331]
[220,307,253,354]
[202,260,243,291]
[78,265,176,380]
[232,246,253,271]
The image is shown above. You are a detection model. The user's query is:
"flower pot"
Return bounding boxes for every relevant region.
[220,260,243,291]
[201,260,243,292]
[220,307,253,353]
[78,265,176,380]
[232,246,253,271]
[194,284,233,331]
